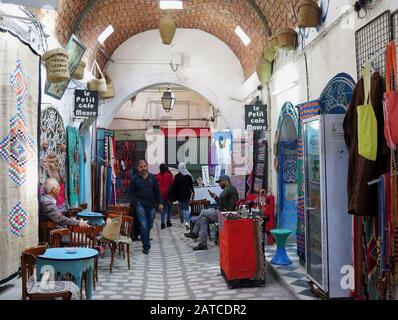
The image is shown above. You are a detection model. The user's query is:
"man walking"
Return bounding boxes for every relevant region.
[184,175,238,251]
[129,160,163,254]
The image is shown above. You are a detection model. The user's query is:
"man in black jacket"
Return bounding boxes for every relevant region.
[129,160,163,254]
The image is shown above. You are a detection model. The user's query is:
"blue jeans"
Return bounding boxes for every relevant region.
[135,203,156,251]
[161,201,172,225]
[179,201,190,224]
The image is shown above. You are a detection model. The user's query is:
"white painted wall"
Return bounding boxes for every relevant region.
[109,89,213,130]
[268,0,398,199]
[97,29,259,130]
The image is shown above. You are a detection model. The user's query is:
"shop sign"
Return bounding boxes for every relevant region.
[245,103,267,131]
[74,90,98,118]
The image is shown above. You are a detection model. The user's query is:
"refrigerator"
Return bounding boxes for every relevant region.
[303,114,352,298]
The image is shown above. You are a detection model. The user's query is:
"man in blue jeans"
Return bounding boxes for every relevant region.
[129,160,163,254]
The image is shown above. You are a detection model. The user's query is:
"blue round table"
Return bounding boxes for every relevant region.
[36,248,98,300]
[76,212,104,226]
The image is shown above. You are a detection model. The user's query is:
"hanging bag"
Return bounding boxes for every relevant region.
[357,62,378,161]
[87,60,107,93]
[384,42,398,149]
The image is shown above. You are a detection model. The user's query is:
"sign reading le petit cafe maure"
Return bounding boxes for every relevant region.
[74,90,99,118]
[245,103,267,131]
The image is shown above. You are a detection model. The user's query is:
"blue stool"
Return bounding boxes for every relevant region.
[270,229,292,265]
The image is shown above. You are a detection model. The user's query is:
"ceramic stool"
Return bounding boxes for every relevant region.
[270,229,292,265]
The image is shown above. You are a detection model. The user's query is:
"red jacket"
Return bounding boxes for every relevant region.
[156,171,174,201]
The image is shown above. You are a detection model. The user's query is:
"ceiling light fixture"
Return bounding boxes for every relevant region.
[97,25,114,44]
[160,1,183,10]
[161,86,176,112]
[235,26,251,46]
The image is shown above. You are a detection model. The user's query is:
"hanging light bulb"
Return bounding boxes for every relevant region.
[161,86,176,112]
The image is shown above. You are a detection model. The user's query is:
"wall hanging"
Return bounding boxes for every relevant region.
[39,106,67,208]
[88,60,107,93]
[72,60,86,80]
[256,58,272,83]
[66,126,80,208]
[0,31,40,282]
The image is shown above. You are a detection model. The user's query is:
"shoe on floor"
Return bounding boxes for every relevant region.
[193,243,208,251]
[161,223,166,229]
[184,232,198,239]
[143,249,149,254]
[166,221,172,227]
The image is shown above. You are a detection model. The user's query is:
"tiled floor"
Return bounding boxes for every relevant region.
[0,218,296,300]
[264,243,319,300]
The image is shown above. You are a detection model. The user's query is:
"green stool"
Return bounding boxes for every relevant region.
[270,229,292,265]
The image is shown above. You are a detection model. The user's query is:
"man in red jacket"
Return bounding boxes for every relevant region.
[156,163,174,229]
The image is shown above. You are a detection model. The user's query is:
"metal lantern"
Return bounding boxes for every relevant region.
[161,87,176,112]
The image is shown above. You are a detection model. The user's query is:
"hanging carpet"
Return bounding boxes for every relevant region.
[0,31,40,282]
[67,126,80,207]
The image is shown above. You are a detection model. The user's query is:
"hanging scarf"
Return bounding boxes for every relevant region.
[178,162,192,177]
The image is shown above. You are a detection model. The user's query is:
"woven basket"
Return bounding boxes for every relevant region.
[256,58,272,83]
[87,61,107,93]
[264,46,276,62]
[72,60,86,80]
[100,78,115,99]
[276,28,296,49]
[42,48,70,83]
[297,0,321,28]
[159,16,176,45]
[271,36,280,49]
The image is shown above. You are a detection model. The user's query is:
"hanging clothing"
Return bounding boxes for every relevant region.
[343,72,390,217]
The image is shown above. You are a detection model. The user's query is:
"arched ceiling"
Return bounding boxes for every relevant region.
[34,0,299,78]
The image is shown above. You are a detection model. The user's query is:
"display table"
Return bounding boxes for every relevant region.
[194,186,222,205]
[36,248,98,300]
[218,213,265,288]
[76,212,105,226]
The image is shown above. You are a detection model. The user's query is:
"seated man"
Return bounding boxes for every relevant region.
[184,175,239,251]
[40,178,88,229]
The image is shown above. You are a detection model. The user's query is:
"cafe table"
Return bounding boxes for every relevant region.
[76,212,105,226]
[36,247,98,300]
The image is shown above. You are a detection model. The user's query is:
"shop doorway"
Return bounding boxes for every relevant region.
[276,102,299,241]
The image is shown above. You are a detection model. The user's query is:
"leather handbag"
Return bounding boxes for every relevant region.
[102,214,121,241]
[384,41,398,149]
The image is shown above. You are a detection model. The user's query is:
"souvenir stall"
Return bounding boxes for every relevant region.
[231,130,253,200]
[219,211,266,288]
[211,130,232,178]
[39,107,67,208]
[114,130,147,204]
[274,102,299,241]
[93,128,116,212]
[0,29,42,282]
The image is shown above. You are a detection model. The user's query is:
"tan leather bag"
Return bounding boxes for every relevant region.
[102,215,121,241]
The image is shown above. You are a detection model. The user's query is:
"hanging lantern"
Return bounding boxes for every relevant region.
[159,16,177,45]
[256,58,272,84]
[297,0,321,28]
[161,86,176,112]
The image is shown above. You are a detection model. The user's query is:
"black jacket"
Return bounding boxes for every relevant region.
[172,173,194,202]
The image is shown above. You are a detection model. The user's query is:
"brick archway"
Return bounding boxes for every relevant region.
[32,0,299,79]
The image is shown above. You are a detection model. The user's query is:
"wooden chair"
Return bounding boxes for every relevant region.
[189,200,210,217]
[107,205,131,216]
[49,228,70,248]
[65,208,83,218]
[98,214,133,273]
[189,200,212,241]
[21,246,78,300]
[67,225,99,293]
[39,220,56,245]
[79,203,88,210]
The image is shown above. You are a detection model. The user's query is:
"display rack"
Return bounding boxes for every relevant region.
[252,131,268,193]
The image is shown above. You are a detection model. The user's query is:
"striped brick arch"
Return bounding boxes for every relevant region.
[33,0,299,78]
